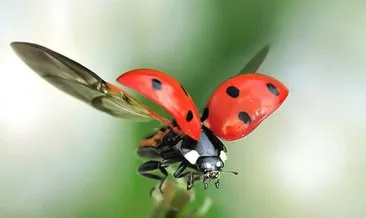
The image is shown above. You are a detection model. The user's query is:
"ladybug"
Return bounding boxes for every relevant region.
[10,42,288,191]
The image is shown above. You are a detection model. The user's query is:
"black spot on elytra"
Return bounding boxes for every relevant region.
[152,78,162,90]
[186,110,194,122]
[238,112,251,124]
[181,84,189,96]
[226,86,240,98]
[266,83,279,96]
[201,107,209,122]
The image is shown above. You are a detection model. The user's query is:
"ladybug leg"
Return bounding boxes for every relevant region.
[203,177,209,190]
[160,157,181,167]
[188,172,203,190]
[215,179,220,189]
[176,171,190,178]
[175,171,201,190]
[160,149,183,167]
[138,160,168,194]
[189,173,203,190]
[174,171,193,190]
[186,172,195,190]
[173,160,189,178]
[193,174,202,182]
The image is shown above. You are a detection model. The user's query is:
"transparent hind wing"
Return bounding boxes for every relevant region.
[10,41,169,123]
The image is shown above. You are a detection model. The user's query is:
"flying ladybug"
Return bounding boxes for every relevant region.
[10,42,288,192]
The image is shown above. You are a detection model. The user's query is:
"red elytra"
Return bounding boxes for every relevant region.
[117,69,201,140]
[202,73,289,141]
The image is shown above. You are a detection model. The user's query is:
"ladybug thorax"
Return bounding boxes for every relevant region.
[178,127,227,167]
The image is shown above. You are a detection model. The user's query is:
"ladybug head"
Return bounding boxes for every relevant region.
[196,156,223,189]
[196,156,239,189]
[197,156,224,173]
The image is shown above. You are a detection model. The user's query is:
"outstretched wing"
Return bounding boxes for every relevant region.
[117,69,201,140]
[199,45,270,114]
[10,41,169,123]
[202,73,289,141]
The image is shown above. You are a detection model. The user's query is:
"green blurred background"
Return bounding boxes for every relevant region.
[1,0,366,217]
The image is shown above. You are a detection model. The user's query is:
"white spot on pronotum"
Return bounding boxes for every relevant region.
[219,151,227,162]
[184,150,200,164]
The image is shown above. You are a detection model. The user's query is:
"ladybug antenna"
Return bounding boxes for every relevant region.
[223,170,239,176]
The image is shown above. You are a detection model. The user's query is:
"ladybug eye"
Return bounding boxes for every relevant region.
[202,73,288,141]
[216,161,223,168]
